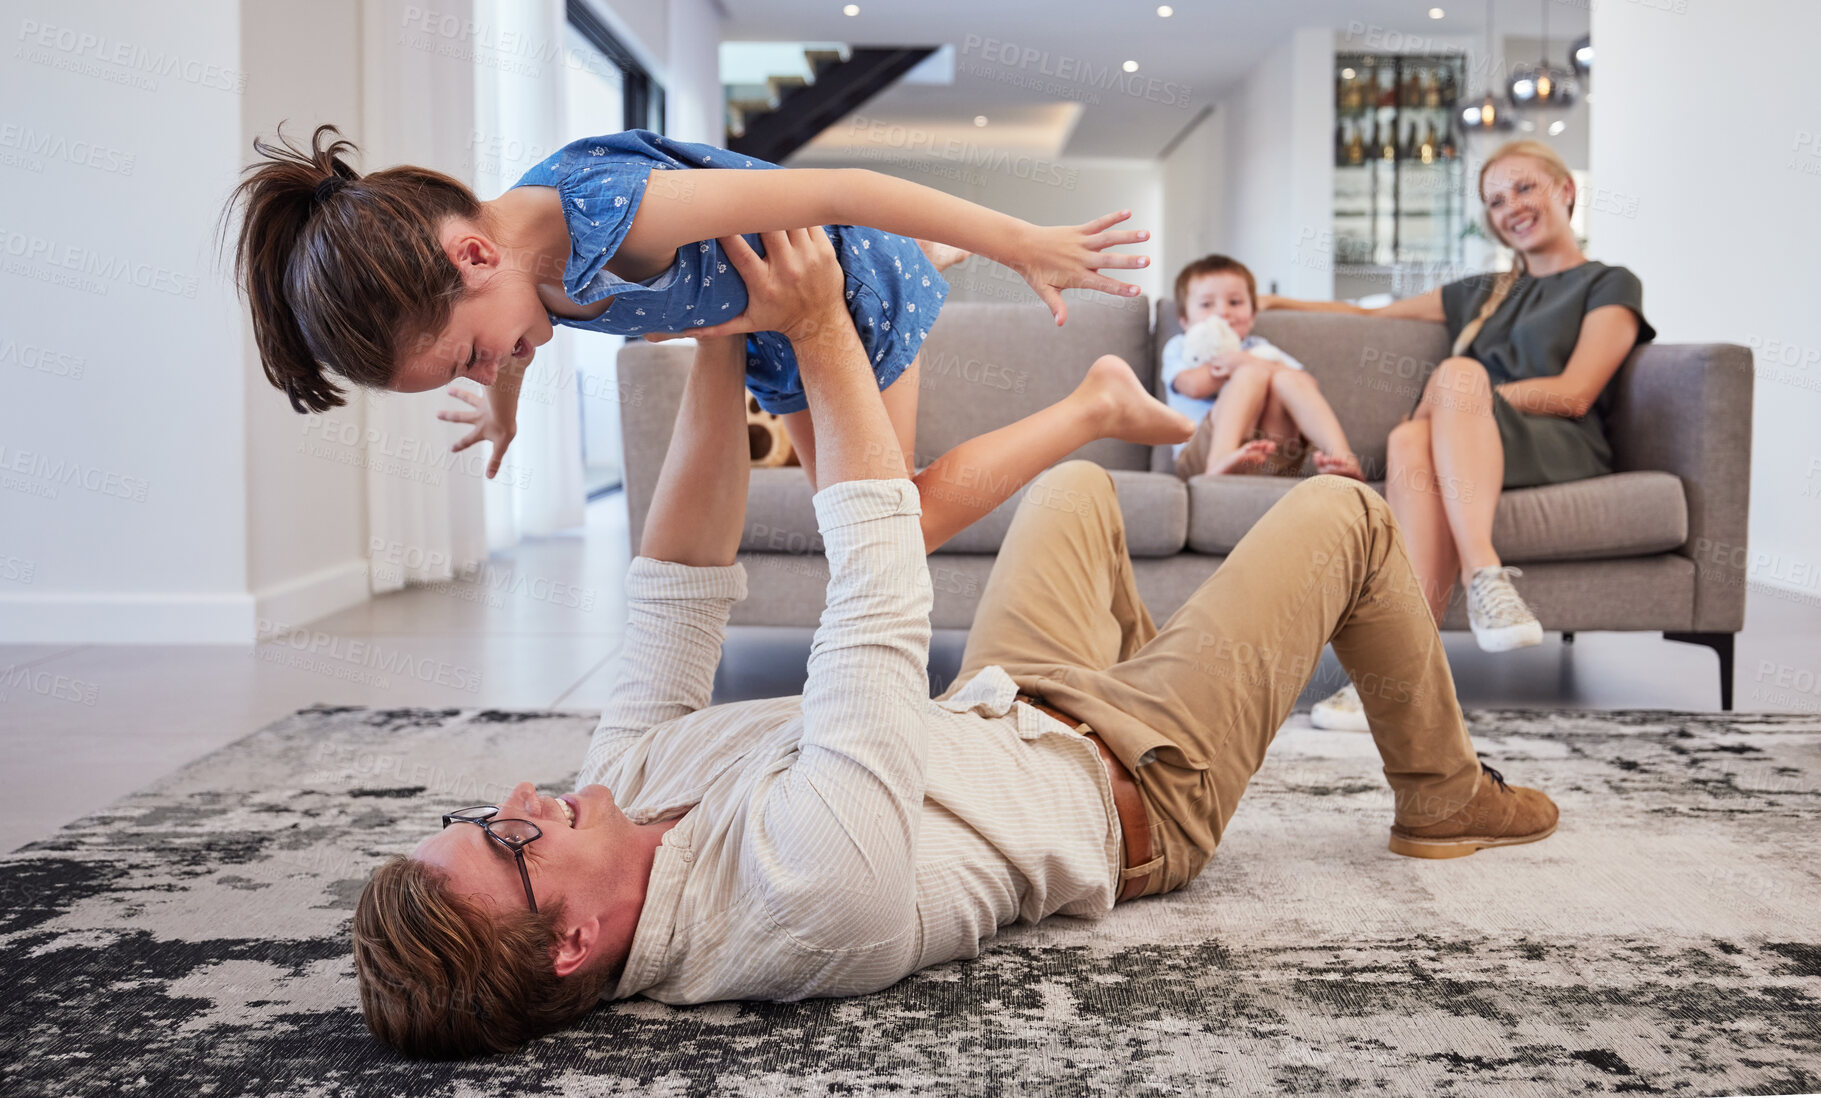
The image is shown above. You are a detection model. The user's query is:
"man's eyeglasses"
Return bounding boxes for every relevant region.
[442,805,543,913]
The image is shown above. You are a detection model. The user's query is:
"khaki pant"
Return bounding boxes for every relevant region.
[938,461,1482,897]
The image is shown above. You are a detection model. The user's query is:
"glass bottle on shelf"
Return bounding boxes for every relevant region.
[1332,53,1470,274]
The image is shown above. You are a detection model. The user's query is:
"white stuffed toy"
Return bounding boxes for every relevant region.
[1180,315,1241,370]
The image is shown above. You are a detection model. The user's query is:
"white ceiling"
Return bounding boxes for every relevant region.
[721,0,1590,158]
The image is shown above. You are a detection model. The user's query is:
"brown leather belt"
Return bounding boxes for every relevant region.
[1017,694,1154,902]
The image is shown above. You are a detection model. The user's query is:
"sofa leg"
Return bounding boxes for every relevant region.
[1561,631,1575,645]
[1663,631,1735,711]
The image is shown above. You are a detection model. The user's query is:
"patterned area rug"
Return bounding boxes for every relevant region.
[2,706,1818,1097]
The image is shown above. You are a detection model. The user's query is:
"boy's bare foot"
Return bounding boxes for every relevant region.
[1312,450,1366,481]
[1075,354,1195,445]
[1207,439,1277,476]
[916,238,973,274]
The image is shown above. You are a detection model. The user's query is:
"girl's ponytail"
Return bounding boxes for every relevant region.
[221,122,483,412]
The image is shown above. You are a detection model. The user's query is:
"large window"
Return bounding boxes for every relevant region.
[566,0,664,134]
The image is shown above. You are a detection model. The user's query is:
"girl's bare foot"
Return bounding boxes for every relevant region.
[1074,354,1195,445]
[917,238,972,273]
[1207,439,1277,476]
[1312,450,1366,481]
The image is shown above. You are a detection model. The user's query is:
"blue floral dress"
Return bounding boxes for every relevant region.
[511,130,949,414]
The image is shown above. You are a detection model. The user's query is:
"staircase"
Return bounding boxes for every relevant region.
[724,44,937,163]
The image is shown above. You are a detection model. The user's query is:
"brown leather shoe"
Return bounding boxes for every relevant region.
[1388,760,1558,859]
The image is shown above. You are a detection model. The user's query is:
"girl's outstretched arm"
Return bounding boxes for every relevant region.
[619,167,1149,325]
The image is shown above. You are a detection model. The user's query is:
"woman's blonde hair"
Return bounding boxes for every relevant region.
[1452,140,1576,356]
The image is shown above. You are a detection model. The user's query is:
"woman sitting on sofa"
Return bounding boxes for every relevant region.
[1261,140,1656,731]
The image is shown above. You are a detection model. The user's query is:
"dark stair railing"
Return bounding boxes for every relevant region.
[728,46,937,163]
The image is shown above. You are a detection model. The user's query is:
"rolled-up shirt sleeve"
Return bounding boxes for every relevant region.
[754,478,934,951]
[579,557,746,783]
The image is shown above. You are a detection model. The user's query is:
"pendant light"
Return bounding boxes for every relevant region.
[1568,34,1592,79]
[1461,0,1513,132]
[1507,0,1580,108]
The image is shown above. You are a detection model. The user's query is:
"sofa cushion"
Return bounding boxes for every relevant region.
[916,296,1156,474]
[739,468,1188,558]
[1186,471,1688,562]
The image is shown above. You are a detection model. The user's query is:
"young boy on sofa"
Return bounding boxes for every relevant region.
[1162,255,1363,481]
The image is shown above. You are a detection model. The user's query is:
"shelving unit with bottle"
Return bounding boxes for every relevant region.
[1333,52,1468,285]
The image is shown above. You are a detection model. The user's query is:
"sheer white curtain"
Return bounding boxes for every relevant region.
[360,0,489,590]
[474,0,587,550]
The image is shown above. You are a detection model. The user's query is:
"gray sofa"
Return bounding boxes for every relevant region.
[618,293,1753,707]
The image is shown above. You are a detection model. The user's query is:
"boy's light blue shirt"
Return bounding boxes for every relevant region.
[1158,333,1305,456]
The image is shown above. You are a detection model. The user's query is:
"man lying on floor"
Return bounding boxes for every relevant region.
[352,225,1559,1059]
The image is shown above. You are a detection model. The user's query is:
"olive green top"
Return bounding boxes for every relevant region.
[1438,261,1657,488]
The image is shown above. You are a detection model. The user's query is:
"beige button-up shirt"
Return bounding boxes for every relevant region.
[579,479,1121,1005]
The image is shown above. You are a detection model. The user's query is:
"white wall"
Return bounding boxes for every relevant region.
[1159,108,1223,310]
[240,0,372,632]
[664,0,724,145]
[1211,27,1334,302]
[1590,0,1821,600]
[1,0,254,642]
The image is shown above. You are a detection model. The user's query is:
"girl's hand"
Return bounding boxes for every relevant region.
[439,386,517,479]
[1011,209,1150,326]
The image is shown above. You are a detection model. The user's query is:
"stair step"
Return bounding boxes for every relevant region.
[726,46,936,162]
[767,74,808,102]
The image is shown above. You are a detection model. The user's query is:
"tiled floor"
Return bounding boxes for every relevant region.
[3,491,1817,852]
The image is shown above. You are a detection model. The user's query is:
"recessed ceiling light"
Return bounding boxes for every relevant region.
[1122,60,1139,73]
[973,115,988,127]
[842,3,859,15]
[1156,4,1174,15]
[1429,7,1445,17]
[1547,119,1566,136]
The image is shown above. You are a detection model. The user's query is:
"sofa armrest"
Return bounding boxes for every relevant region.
[616,342,696,556]
[1606,342,1754,632]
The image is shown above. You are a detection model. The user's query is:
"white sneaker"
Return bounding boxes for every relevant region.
[1467,565,1544,652]
[1310,683,1371,732]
